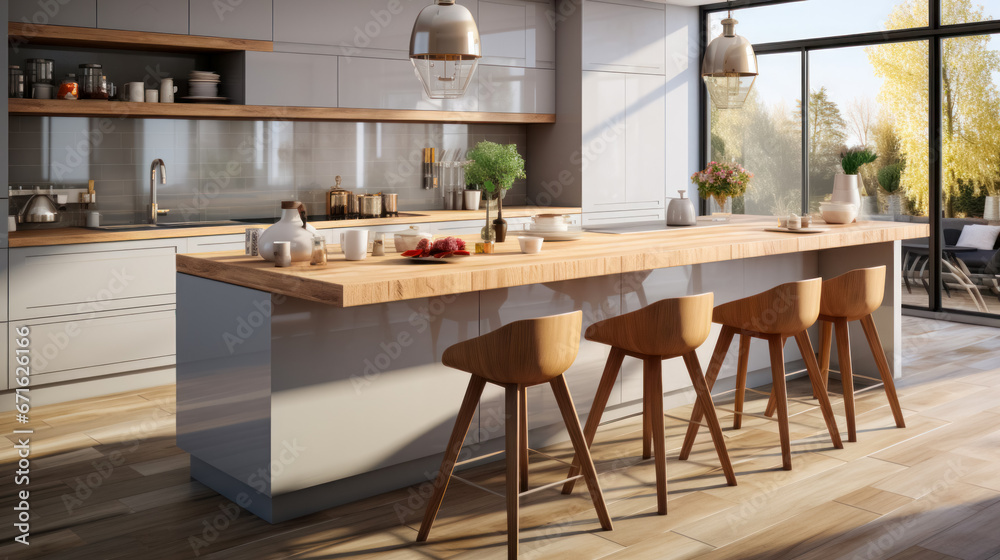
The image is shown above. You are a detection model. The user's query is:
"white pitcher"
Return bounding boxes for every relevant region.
[159,78,178,103]
[258,201,318,262]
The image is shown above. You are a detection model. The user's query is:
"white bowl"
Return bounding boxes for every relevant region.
[532,214,570,231]
[820,203,858,224]
[518,236,544,254]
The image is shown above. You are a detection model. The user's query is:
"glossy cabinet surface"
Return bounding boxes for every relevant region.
[185,234,246,253]
[245,52,339,108]
[478,66,555,114]
[624,73,665,207]
[9,240,179,321]
[10,0,97,26]
[583,0,665,75]
[273,0,426,53]
[189,0,272,40]
[11,307,175,387]
[338,57,478,112]
[97,0,189,34]
[479,0,555,68]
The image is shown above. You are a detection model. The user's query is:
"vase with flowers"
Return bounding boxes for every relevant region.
[690,161,753,222]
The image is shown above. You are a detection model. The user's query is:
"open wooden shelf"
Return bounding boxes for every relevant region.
[8,22,273,52]
[8,98,557,124]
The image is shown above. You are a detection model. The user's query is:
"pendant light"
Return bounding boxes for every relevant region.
[409,0,482,99]
[702,9,758,110]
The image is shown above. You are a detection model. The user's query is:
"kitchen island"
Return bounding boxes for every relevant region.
[175,217,927,522]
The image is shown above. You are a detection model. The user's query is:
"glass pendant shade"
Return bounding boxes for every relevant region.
[410,0,482,99]
[702,17,758,109]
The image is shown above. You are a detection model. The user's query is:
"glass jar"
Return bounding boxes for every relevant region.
[8,66,24,98]
[78,64,107,99]
[25,58,53,87]
[58,74,79,100]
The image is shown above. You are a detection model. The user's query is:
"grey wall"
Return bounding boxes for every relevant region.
[8,117,527,225]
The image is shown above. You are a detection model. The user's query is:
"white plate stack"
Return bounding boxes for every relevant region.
[188,70,221,99]
[525,214,583,241]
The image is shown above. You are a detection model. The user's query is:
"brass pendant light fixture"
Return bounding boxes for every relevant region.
[702,7,758,110]
[409,0,482,99]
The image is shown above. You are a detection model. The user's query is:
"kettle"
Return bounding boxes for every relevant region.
[19,193,60,223]
[666,190,697,227]
[258,201,318,262]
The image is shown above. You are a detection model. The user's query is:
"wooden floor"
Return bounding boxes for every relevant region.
[3,316,1000,560]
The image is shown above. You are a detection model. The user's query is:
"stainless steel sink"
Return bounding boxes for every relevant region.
[89,221,241,232]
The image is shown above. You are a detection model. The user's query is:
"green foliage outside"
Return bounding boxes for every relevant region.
[878,162,905,194]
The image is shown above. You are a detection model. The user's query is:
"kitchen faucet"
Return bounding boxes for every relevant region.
[149,159,167,225]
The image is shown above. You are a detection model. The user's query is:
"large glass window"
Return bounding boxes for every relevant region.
[710,53,802,216]
[942,0,1000,24]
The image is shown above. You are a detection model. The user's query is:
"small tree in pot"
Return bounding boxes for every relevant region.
[465,141,526,242]
[877,161,905,216]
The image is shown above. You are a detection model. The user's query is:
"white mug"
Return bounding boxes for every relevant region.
[127,82,144,102]
[159,78,178,103]
[144,89,159,103]
[86,211,101,228]
[274,241,292,267]
[7,216,15,232]
[341,230,369,261]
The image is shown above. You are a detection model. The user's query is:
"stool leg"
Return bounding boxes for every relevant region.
[562,347,624,495]
[733,334,751,430]
[550,375,614,530]
[834,319,857,443]
[644,357,668,514]
[763,335,788,419]
[417,376,487,542]
[860,314,906,429]
[519,389,529,492]
[680,326,735,461]
[815,321,833,399]
[795,332,844,450]
[642,378,653,460]
[505,385,522,560]
[683,352,737,486]
[767,336,793,471]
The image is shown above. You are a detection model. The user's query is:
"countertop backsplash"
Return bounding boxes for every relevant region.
[8,117,528,226]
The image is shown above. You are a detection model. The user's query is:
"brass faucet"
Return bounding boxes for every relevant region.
[149,159,168,225]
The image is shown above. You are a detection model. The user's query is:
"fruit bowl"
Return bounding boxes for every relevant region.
[401,236,471,262]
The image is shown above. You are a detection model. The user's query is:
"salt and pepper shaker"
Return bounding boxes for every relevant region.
[787,214,802,230]
[310,235,328,266]
[372,232,385,256]
[274,241,292,267]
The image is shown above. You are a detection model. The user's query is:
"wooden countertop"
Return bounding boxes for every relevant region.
[176,216,929,308]
[8,207,581,248]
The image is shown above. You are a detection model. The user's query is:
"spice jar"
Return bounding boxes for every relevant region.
[78,64,108,99]
[8,66,24,98]
[58,74,79,100]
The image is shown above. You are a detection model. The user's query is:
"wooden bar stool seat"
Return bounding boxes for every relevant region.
[416,311,613,559]
[765,266,906,442]
[679,279,844,471]
[561,293,737,516]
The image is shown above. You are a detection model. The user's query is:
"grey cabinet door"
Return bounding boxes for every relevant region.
[244,51,338,107]
[10,0,97,26]
[479,0,554,68]
[583,0,665,75]
[97,0,188,34]
[339,57,478,112]
[478,66,554,114]
[581,71,626,211]
[190,0,272,40]
[624,73,664,206]
[273,0,426,54]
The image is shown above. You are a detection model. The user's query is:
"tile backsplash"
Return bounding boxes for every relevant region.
[8,117,528,226]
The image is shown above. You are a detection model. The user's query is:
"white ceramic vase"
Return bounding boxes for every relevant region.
[831,174,862,210]
[258,202,318,262]
[463,189,482,211]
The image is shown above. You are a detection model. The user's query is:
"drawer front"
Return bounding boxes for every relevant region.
[10,242,179,320]
[581,208,665,227]
[9,309,175,387]
[186,234,246,254]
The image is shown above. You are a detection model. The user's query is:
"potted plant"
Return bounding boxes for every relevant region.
[465,141,526,242]
[834,148,878,214]
[877,161,905,217]
[690,161,753,222]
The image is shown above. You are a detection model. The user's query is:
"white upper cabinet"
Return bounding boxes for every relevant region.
[583,0,665,75]
[189,0,272,40]
[479,66,554,114]
[338,57,478,112]
[479,0,555,68]
[273,0,428,54]
[97,0,189,34]
[245,52,339,107]
[10,0,97,26]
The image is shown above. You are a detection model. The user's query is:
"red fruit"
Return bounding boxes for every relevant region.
[454,250,470,256]
[434,251,453,258]
[402,250,422,257]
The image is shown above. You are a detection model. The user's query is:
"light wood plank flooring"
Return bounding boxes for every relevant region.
[2,317,999,559]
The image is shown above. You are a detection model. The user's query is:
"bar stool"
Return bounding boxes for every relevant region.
[416,311,613,559]
[561,294,737,516]
[763,266,906,442]
[679,279,844,471]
